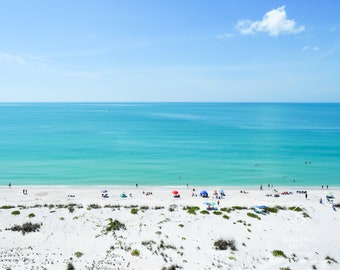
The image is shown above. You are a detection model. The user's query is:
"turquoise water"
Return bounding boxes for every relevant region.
[0,103,339,186]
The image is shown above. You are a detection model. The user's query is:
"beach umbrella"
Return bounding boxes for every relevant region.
[200,190,208,196]
[204,202,216,207]
[219,189,224,193]
[172,190,179,195]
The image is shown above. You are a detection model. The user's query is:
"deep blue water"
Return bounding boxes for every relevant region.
[0,103,339,186]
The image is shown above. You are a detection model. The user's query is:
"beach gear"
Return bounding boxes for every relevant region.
[200,190,208,197]
[253,205,267,214]
[219,189,226,196]
[204,201,217,210]
[120,193,127,198]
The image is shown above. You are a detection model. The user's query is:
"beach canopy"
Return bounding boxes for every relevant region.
[204,202,216,206]
[172,190,179,195]
[200,190,208,196]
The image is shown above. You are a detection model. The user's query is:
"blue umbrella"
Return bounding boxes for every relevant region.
[200,190,208,196]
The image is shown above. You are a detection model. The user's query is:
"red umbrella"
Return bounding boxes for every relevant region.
[172,190,179,195]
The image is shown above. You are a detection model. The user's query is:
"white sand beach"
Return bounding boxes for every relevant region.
[0,185,339,270]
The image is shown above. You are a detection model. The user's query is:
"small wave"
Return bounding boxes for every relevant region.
[150,113,204,121]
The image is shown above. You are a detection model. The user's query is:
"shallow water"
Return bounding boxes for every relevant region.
[0,103,339,186]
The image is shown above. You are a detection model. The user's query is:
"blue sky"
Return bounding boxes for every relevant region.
[0,0,339,102]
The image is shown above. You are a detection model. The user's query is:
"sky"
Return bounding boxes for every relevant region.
[0,0,339,102]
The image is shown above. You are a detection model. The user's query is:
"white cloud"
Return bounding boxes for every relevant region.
[236,6,305,36]
[302,46,319,51]
[216,33,233,39]
[0,53,27,65]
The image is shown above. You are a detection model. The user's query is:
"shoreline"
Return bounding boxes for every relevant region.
[2,184,340,189]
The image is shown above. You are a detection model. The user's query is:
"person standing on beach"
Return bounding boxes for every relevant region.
[8,182,11,188]
[305,193,308,199]
[136,183,138,189]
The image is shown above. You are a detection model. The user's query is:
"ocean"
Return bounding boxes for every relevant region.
[0,103,339,187]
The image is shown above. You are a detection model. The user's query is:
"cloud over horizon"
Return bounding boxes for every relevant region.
[236,6,305,37]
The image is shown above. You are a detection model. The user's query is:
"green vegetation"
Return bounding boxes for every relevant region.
[223,215,230,219]
[220,207,232,213]
[279,267,291,270]
[74,251,83,258]
[214,239,237,251]
[272,250,287,258]
[246,212,261,220]
[267,206,279,213]
[7,222,41,235]
[266,206,287,213]
[131,249,140,256]
[28,213,35,218]
[130,208,138,214]
[302,212,310,218]
[186,206,200,215]
[68,205,75,213]
[325,256,338,264]
[141,240,156,252]
[162,265,181,270]
[104,218,126,234]
[288,206,303,212]
[178,224,184,228]
[88,204,101,209]
[11,210,20,215]
[213,211,222,215]
[0,205,15,209]
[200,210,210,214]
[66,262,75,270]
[232,206,247,210]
